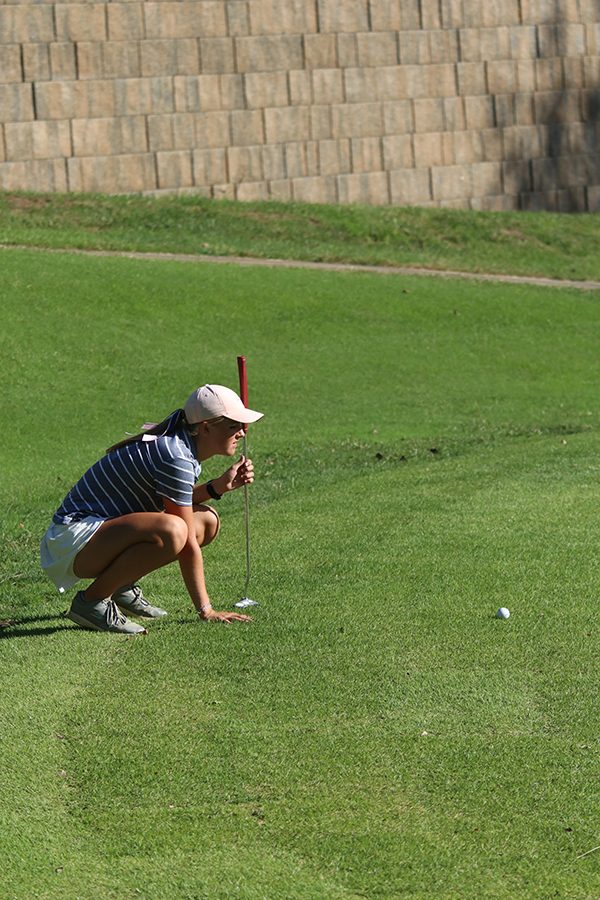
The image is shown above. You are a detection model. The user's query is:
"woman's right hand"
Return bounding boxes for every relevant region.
[199,608,252,624]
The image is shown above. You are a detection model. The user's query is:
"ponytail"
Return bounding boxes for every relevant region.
[106,408,186,454]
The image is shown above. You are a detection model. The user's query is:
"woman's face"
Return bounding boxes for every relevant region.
[197,418,245,460]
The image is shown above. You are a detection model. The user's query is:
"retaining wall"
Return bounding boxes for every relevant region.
[1,0,600,210]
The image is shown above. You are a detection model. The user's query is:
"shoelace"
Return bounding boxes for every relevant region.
[131,585,150,608]
[105,599,127,628]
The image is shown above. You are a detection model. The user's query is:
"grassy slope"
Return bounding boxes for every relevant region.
[1,249,600,897]
[1,190,600,282]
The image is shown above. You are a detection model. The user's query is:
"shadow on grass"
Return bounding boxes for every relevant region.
[0,611,77,639]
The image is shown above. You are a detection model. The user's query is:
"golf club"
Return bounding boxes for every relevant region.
[234,355,258,609]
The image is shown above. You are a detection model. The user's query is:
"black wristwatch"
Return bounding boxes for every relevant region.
[206,481,222,501]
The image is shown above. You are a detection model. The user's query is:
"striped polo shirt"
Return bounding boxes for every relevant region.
[53,428,202,525]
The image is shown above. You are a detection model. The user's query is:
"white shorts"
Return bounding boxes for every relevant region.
[40,517,105,593]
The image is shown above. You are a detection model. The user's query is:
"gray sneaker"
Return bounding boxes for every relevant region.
[67,591,147,635]
[112,583,168,619]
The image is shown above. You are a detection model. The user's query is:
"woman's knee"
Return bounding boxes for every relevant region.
[161,514,189,555]
[193,504,220,547]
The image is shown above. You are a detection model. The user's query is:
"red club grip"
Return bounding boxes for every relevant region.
[237,355,248,433]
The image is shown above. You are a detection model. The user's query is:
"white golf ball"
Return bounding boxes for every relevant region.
[496,607,510,619]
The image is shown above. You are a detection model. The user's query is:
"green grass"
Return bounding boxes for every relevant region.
[2,246,600,897]
[2,190,600,281]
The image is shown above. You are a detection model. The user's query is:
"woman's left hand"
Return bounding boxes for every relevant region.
[215,456,254,494]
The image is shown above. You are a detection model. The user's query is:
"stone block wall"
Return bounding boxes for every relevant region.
[1,0,600,210]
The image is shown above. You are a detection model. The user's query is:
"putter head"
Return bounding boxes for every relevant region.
[235,597,259,609]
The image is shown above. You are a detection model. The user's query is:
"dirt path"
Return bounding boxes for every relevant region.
[3,243,600,291]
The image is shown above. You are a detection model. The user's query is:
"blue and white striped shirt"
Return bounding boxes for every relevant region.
[53,428,202,525]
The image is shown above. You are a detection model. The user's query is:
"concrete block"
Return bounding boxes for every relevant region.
[471,194,520,211]
[192,147,227,185]
[317,0,368,33]
[0,159,67,193]
[331,103,383,139]
[336,34,358,68]
[144,2,228,39]
[0,46,22,84]
[420,0,441,29]
[502,159,531,196]
[230,109,265,146]
[265,106,309,143]
[114,77,174,116]
[515,60,536,93]
[580,0,600,22]
[49,43,77,81]
[140,40,199,78]
[538,24,585,58]
[4,121,71,162]
[370,0,400,30]
[414,99,445,133]
[249,1,317,35]
[471,161,502,196]
[68,154,157,193]
[563,59,584,90]
[453,132,480,164]
[398,31,430,65]
[268,179,292,201]
[236,181,270,201]
[460,27,511,62]
[22,45,50,82]
[487,61,518,95]
[431,164,471,201]
[535,59,565,92]
[443,97,466,131]
[585,24,600,54]
[494,94,516,128]
[319,139,351,175]
[389,168,432,205]
[289,71,312,106]
[464,96,495,130]
[515,93,535,125]
[292,174,337,204]
[556,188,587,212]
[440,0,464,28]
[521,0,580,24]
[285,141,318,178]
[429,29,460,63]
[357,32,398,68]
[304,35,337,69]
[376,67,409,102]
[175,75,219,113]
[212,183,235,199]
[0,134,4,165]
[344,68,379,105]
[412,132,451,167]
[194,111,231,149]
[310,105,333,139]
[226,2,250,37]
[383,101,414,134]
[503,125,547,161]
[509,26,537,59]
[350,137,383,173]
[410,64,457,99]
[456,62,487,96]
[382,134,413,169]
[338,172,390,205]
[0,84,34,122]
[520,191,558,212]
[55,5,107,42]
[147,113,193,151]
[72,116,148,157]
[235,35,303,72]
[464,0,520,27]
[220,75,244,110]
[108,4,145,41]
[536,90,582,124]
[227,144,263,182]
[261,144,286,180]
[587,185,600,212]
[0,6,54,43]
[156,150,193,189]
[199,38,235,74]
[583,57,600,89]
[244,71,289,108]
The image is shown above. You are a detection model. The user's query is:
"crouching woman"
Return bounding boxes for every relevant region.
[40,384,263,634]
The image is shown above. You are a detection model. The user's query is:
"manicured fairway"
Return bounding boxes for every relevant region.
[1,247,600,897]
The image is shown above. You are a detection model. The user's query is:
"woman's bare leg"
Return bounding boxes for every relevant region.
[73,512,188,602]
[192,503,220,547]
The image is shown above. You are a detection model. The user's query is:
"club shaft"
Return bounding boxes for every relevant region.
[237,355,251,595]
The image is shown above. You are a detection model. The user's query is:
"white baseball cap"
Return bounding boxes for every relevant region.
[184,384,263,425]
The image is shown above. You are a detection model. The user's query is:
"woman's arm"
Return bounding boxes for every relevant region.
[162,499,251,624]
[192,456,254,504]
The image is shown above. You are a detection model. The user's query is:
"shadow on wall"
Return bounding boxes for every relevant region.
[502,0,600,211]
